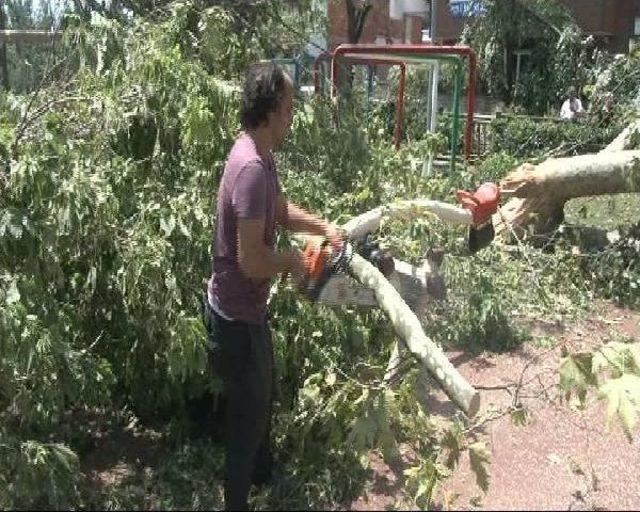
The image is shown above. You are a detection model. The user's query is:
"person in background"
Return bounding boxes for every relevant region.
[560,86,586,122]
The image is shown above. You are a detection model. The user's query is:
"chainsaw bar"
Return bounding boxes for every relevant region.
[308,236,395,308]
[316,273,378,308]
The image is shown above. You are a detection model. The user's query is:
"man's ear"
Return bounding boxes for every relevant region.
[264,110,275,127]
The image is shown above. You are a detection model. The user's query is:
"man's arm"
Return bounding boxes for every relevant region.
[237,217,303,279]
[277,193,327,235]
[276,193,344,246]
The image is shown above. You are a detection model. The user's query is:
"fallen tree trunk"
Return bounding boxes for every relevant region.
[349,252,481,416]
[291,200,479,415]
[382,256,446,390]
[343,199,473,243]
[341,200,479,412]
[497,150,640,238]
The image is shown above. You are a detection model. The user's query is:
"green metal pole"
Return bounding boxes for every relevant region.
[450,61,463,173]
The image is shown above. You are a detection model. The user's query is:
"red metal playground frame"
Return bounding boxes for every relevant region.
[314,51,407,149]
[329,44,477,162]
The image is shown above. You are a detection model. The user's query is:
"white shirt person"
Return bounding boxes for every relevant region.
[560,87,585,121]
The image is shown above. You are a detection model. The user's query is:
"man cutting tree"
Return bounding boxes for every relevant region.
[203,62,343,510]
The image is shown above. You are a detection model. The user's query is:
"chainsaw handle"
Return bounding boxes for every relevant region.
[326,225,347,252]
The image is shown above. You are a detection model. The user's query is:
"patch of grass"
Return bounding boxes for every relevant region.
[531,335,556,349]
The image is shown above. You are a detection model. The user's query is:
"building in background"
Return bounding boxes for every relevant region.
[432,0,640,54]
[303,1,640,55]
[326,0,428,49]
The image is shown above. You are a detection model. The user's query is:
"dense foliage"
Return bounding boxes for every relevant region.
[0,1,639,510]
[487,115,622,158]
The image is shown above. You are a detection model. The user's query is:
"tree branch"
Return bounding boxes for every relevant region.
[354,1,372,43]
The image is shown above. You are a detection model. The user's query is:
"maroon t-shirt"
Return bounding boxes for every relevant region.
[208,132,280,325]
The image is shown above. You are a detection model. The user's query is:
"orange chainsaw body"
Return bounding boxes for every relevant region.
[303,238,332,282]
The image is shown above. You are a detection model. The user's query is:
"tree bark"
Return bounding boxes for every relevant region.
[599,120,640,154]
[341,0,372,93]
[345,0,372,44]
[496,150,640,238]
[343,199,473,243]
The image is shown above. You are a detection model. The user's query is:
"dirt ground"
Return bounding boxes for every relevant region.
[348,302,640,511]
[79,302,639,511]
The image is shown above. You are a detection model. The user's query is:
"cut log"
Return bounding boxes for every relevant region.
[316,257,444,309]
[497,150,640,238]
[392,256,446,310]
[349,253,480,416]
[316,273,378,308]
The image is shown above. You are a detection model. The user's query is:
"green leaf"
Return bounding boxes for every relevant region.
[177,218,191,238]
[510,407,528,427]
[558,352,597,405]
[598,374,640,441]
[469,442,491,493]
[8,218,23,239]
[324,371,336,387]
[593,342,640,375]
[348,412,376,451]
[84,266,97,294]
[442,425,463,469]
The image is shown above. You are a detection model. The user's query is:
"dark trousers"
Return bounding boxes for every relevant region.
[203,297,274,511]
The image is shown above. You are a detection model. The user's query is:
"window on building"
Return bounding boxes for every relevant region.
[635,17,640,36]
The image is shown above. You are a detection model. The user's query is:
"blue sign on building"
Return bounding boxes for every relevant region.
[449,0,487,18]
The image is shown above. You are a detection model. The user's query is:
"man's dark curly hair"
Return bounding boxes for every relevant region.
[240,62,289,129]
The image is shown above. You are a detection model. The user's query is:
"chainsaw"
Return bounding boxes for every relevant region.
[456,182,500,255]
[300,234,393,306]
[300,182,501,307]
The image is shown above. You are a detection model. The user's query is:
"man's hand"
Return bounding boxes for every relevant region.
[286,249,307,288]
[326,224,347,251]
